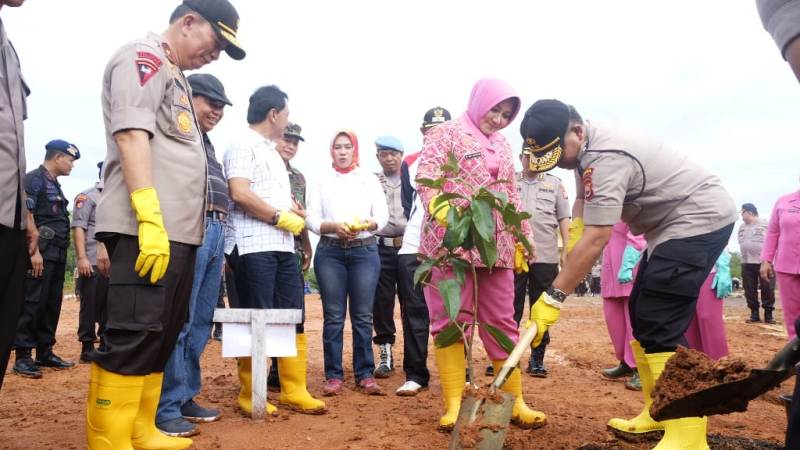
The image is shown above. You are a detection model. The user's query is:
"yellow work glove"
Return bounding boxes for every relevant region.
[529,292,562,347]
[346,216,371,232]
[428,194,451,227]
[514,242,529,274]
[566,217,584,254]
[130,187,170,284]
[276,210,305,236]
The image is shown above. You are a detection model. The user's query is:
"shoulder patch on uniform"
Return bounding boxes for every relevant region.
[582,168,595,201]
[75,193,88,209]
[135,51,163,86]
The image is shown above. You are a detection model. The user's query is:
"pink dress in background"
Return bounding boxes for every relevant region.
[761,190,800,340]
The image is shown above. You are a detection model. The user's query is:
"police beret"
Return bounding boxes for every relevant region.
[375,135,404,152]
[422,106,451,129]
[741,203,758,215]
[283,122,304,142]
[188,73,232,106]
[45,139,80,160]
[519,99,570,173]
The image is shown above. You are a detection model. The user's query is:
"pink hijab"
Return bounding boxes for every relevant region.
[461,78,521,149]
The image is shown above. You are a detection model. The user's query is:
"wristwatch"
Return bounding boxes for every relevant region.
[271,210,281,226]
[546,286,567,303]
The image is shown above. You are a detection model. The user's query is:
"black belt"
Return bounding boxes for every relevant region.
[206,210,227,222]
[376,236,403,248]
[319,235,377,248]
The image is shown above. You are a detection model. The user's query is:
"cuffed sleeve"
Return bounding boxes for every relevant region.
[761,200,781,263]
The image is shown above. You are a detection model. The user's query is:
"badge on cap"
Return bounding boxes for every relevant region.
[177,111,193,133]
[524,137,562,173]
[66,146,78,158]
[432,108,446,123]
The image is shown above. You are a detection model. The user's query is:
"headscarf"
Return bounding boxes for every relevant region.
[461,78,521,149]
[330,130,359,174]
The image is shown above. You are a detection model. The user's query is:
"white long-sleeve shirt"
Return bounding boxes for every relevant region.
[306,167,389,239]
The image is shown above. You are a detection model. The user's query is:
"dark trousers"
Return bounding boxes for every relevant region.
[397,254,430,386]
[14,258,66,352]
[629,223,733,353]
[224,255,240,308]
[94,234,196,375]
[741,263,775,313]
[0,225,28,389]
[513,263,558,351]
[373,244,401,345]
[227,248,303,332]
[76,268,109,343]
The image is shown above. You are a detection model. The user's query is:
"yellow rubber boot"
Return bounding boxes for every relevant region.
[607,340,664,436]
[277,334,327,414]
[433,342,466,431]
[647,352,710,450]
[492,361,547,429]
[131,372,193,450]
[237,357,277,416]
[86,363,144,450]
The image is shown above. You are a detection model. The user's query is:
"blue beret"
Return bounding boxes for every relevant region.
[45,139,80,160]
[375,135,404,153]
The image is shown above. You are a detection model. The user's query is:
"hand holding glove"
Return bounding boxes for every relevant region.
[617,245,642,284]
[428,195,451,227]
[514,242,529,274]
[711,251,733,299]
[529,292,562,347]
[566,217,584,254]
[276,210,305,236]
[130,187,170,284]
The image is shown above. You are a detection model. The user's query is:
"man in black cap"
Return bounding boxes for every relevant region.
[87,1,244,448]
[72,162,109,363]
[0,0,38,392]
[738,202,774,323]
[519,99,736,448]
[394,107,450,396]
[156,72,232,437]
[13,139,80,378]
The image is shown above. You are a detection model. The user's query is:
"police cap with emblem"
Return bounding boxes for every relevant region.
[519,99,570,173]
[422,106,451,129]
[188,73,232,106]
[181,0,246,61]
[284,122,305,142]
[45,139,80,160]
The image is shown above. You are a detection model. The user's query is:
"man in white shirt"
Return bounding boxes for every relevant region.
[224,85,325,416]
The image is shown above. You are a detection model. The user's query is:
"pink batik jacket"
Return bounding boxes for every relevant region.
[416,117,533,269]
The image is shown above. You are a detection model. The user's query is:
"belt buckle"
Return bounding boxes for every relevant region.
[393,236,403,247]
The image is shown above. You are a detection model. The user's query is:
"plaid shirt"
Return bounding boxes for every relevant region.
[224,128,294,255]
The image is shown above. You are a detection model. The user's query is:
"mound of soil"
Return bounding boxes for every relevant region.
[650,347,751,419]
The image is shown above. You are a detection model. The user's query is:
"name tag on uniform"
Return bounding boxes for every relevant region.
[465,151,482,160]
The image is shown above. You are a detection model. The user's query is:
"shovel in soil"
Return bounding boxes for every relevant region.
[652,337,800,421]
[448,322,539,450]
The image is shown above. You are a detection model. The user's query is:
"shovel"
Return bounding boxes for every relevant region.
[448,322,539,450]
[652,337,800,421]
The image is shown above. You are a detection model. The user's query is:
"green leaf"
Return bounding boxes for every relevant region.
[413,258,437,286]
[461,232,475,250]
[437,278,462,321]
[482,323,516,354]
[434,322,463,348]
[442,152,460,175]
[470,198,495,241]
[442,211,471,250]
[451,258,470,286]
[473,223,498,268]
[416,177,444,190]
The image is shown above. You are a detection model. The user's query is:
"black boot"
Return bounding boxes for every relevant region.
[35,347,75,369]
[267,357,280,392]
[529,345,547,378]
[79,341,95,364]
[764,309,776,324]
[13,348,41,378]
[601,361,633,379]
[746,310,761,323]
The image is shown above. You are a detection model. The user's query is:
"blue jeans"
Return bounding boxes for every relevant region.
[314,242,380,382]
[157,218,225,423]
[228,249,303,312]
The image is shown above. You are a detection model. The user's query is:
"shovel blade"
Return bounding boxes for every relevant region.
[449,391,515,450]
[652,368,790,421]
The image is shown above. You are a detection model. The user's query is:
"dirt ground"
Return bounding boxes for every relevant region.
[0,292,791,449]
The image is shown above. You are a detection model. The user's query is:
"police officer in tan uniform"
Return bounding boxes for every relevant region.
[0,0,37,391]
[520,99,736,448]
[513,170,569,377]
[737,203,775,323]
[86,1,244,448]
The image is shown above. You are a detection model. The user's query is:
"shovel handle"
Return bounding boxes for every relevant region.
[766,337,800,372]
[492,322,538,390]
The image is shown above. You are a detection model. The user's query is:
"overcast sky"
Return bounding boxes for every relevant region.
[3,0,798,252]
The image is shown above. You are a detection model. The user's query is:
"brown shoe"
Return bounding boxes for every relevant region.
[357,377,385,395]
[322,378,343,396]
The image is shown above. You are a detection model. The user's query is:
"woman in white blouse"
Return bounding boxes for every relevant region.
[306,130,389,396]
